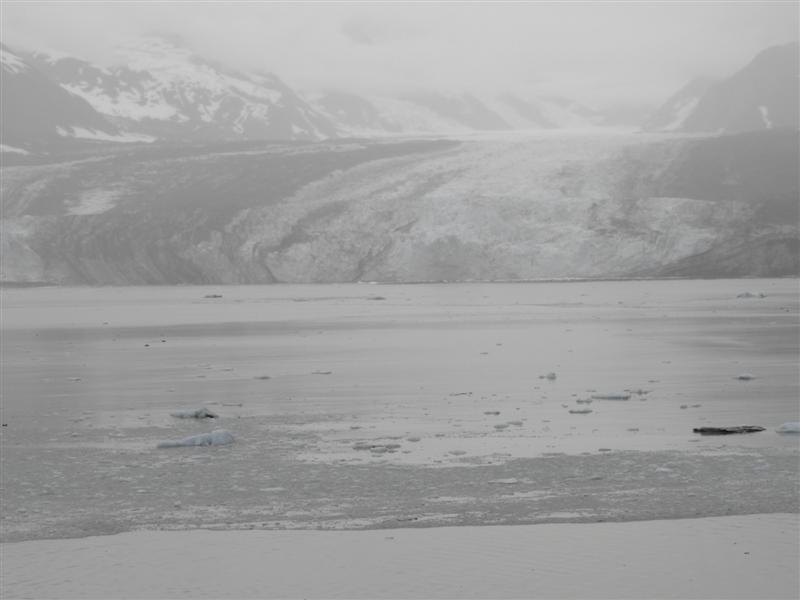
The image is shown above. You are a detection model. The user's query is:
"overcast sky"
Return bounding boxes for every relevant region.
[3,1,798,107]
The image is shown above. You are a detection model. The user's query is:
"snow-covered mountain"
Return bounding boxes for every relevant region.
[0,44,138,150]
[7,36,795,149]
[4,36,641,148]
[24,37,337,143]
[644,42,799,133]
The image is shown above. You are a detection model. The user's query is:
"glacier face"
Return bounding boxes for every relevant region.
[1,132,797,285]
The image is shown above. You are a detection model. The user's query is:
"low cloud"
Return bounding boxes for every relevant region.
[2,2,797,106]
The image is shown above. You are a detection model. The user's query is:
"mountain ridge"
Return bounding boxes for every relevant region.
[3,36,641,151]
[644,42,799,133]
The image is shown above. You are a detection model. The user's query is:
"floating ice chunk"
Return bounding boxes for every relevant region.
[776,422,800,433]
[157,429,234,448]
[736,292,766,299]
[591,393,631,400]
[569,408,593,414]
[170,408,218,419]
[736,374,756,381]
[539,372,557,381]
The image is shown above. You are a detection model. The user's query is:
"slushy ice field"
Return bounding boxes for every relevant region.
[1,279,798,542]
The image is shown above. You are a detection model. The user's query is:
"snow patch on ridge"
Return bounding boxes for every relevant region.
[0,144,30,155]
[1,47,27,73]
[67,189,123,215]
[663,98,699,131]
[758,105,773,129]
[56,125,155,142]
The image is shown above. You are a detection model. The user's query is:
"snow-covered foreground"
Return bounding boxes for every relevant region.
[2,514,797,599]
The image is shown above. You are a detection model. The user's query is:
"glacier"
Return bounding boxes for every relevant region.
[0,131,797,285]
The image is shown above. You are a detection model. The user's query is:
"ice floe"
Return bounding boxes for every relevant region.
[157,429,234,448]
[170,408,218,419]
[775,422,800,434]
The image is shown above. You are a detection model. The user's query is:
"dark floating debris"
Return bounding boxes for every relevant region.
[591,393,631,400]
[254,375,272,380]
[312,371,333,375]
[204,294,223,299]
[736,292,766,299]
[539,372,557,381]
[352,442,402,454]
[736,373,756,381]
[693,426,766,435]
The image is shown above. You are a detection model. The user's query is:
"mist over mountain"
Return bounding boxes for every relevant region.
[2,36,644,152]
[4,37,798,152]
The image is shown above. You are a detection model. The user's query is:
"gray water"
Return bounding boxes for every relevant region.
[1,279,798,541]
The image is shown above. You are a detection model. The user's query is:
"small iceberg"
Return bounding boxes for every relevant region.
[157,429,234,448]
[591,393,631,400]
[776,422,800,434]
[170,408,218,419]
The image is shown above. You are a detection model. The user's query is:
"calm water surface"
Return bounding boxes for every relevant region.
[1,279,798,541]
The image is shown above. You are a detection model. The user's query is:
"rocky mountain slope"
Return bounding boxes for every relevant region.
[641,77,716,132]
[0,44,131,149]
[645,42,799,133]
[3,36,633,152]
[2,131,796,284]
[4,37,797,150]
[23,38,336,144]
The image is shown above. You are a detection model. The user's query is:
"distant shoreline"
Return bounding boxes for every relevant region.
[2,275,797,289]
